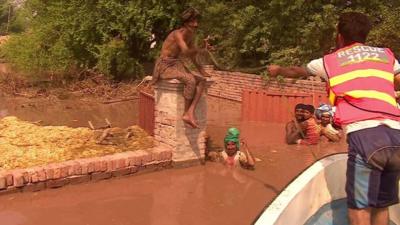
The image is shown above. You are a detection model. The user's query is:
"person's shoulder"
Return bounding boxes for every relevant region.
[286,120,295,125]
[163,30,178,42]
[286,120,296,128]
[309,118,320,127]
[169,29,183,38]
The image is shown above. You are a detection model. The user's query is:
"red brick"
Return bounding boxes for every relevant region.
[5,173,13,186]
[37,169,46,182]
[162,150,173,160]
[116,158,126,169]
[65,161,78,176]
[45,166,55,180]
[105,157,114,172]
[13,172,25,187]
[0,176,6,190]
[73,161,82,175]
[110,158,118,171]
[126,155,136,167]
[150,151,160,161]
[142,152,152,164]
[80,160,89,175]
[31,172,39,183]
[53,166,62,179]
[100,159,108,172]
[132,151,147,165]
[94,159,102,172]
[60,164,70,178]
[87,159,96,174]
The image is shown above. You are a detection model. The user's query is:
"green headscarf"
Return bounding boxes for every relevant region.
[224,127,240,149]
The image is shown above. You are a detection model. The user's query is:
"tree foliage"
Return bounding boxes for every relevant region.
[194,0,400,68]
[0,0,399,80]
[1,0,183,79]
[0,0,25,34]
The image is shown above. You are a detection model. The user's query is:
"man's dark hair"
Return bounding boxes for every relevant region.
[295,103,306,111]
[338,12,372,44]
[303,104,315,114]
[181,7,201,24]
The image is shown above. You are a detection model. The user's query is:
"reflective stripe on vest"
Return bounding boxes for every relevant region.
[323,43,399,124]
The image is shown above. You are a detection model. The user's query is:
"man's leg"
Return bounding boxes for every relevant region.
[348,208,371,225]
[347,127,400,225]
[181,74,202,128]
[371,207,389,225]
[184,79,205,126]
[346,153,376,225]
[160,65,200,128]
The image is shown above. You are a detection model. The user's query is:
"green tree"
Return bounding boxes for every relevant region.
[194,0,400,69]
[1,0,399,80]
[1,0,185,80]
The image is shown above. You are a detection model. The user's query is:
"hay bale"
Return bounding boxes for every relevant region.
[0,116,154,170]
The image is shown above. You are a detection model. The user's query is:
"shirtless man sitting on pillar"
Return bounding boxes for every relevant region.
[152,7,211,128]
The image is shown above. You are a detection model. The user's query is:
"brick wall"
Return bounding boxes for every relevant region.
[206,67,327,102]
[154,79,209,163]
[0,147,172,194]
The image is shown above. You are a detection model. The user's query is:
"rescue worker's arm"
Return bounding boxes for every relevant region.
[268,65,311,79]
[268,58,328,81]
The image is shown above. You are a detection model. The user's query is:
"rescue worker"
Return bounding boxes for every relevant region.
[268,12,400,225]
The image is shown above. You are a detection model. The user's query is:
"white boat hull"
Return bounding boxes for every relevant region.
[255,153,400,225]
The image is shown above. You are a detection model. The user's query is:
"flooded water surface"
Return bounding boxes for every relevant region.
[0,96,346,225]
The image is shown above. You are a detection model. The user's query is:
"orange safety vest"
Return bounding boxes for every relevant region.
[323,43,400,126]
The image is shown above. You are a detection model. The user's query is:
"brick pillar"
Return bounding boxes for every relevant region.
[154,78,213,165]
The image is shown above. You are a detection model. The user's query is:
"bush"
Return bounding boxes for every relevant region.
[96,39,144,80]
[0,33,75,80]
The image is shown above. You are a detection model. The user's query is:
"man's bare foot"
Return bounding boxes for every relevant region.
[182,114,199,128]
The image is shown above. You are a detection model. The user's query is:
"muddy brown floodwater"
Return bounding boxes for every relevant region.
[0,97,139,128]
[0,96,346,225]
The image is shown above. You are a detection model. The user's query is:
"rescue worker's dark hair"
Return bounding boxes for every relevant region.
[338,12,372,44]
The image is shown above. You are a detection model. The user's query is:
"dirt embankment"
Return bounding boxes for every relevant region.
[0,64,141,102]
